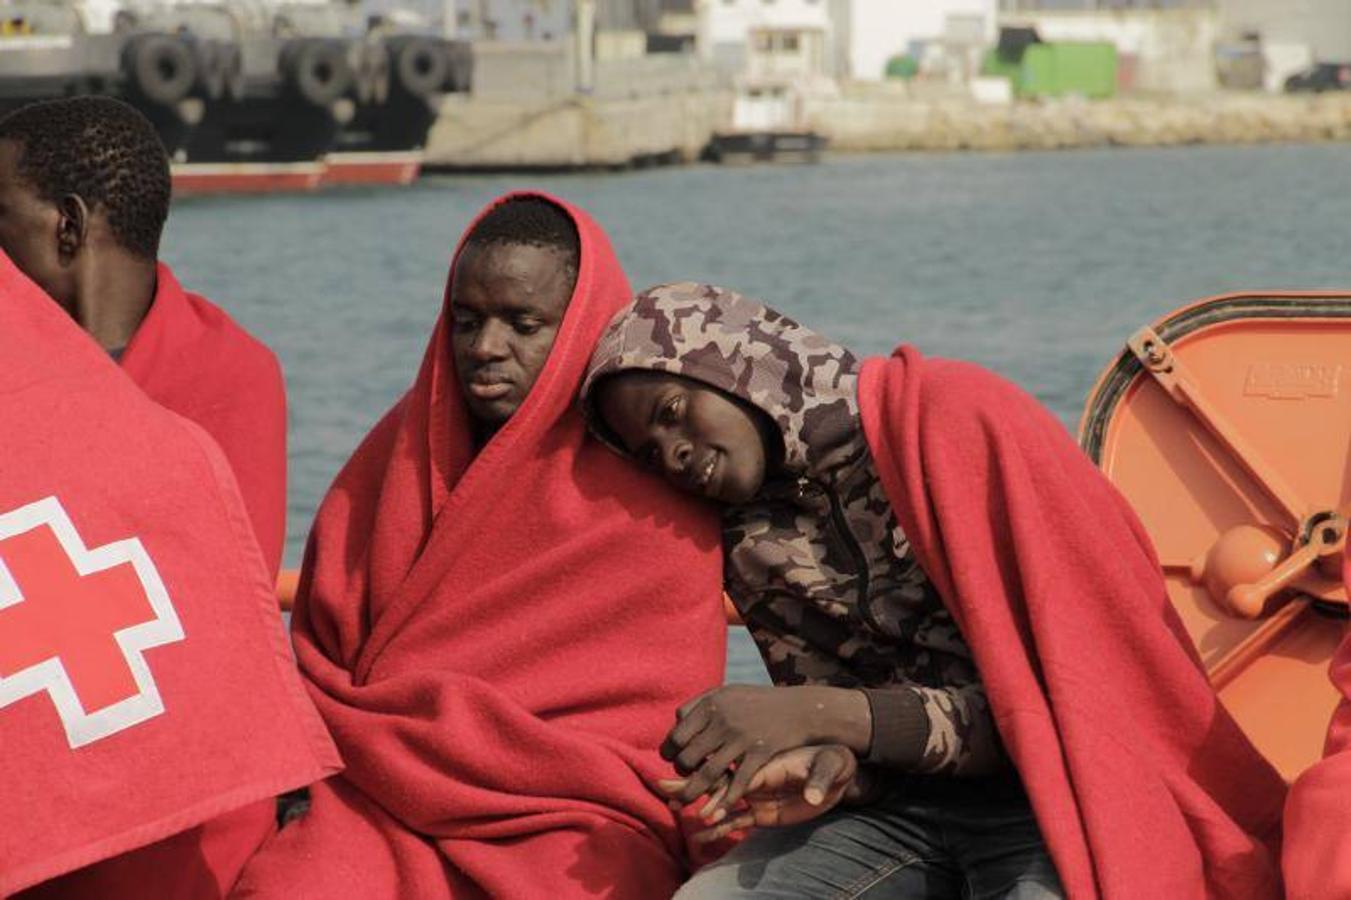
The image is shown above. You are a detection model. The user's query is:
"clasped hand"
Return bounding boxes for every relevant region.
[659,744,860,843]
[655,683,872,822]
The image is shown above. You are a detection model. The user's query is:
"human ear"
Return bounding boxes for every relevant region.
[54,194,88,262]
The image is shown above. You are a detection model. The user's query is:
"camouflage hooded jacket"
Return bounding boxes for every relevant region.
[582,283,1002,775]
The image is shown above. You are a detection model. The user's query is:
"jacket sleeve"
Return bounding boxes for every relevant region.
[863,682,1004,775]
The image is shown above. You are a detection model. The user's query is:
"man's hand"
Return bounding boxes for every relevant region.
[660,745,859,844]
[659,684,872,817]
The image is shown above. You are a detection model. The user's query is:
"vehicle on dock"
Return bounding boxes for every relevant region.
[0,0,472,193]
[1284,62,1351,93]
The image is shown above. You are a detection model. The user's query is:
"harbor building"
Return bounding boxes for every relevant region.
[833,0,997,82]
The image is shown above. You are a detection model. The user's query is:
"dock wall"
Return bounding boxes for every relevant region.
[424,43,732,169]
[426,91,732,169]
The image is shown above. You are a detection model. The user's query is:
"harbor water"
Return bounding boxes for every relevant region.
[162,143,1351,683]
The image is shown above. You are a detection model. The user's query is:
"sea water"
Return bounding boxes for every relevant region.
[163,142,1351,682]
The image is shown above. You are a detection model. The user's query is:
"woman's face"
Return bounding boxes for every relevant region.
[596,371,770,505]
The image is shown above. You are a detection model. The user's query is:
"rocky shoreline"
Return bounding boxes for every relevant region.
[812,91,1351,153]
[424,89,1351,171]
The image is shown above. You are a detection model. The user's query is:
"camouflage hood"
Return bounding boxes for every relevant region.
[581,282,862,483]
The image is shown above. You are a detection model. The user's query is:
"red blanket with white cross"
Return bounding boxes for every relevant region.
[17,266,290,900]
[0,250,340,896]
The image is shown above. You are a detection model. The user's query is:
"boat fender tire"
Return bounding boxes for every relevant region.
[112,10,139,33]
[354,40,389,106]
[222,42,246,102]
[390,37,448,98]
[284,38,354,108]
[368,42,391,105]
[195,40,228,101]
[442,40,472,93]
[352,42,373,105]
[124,34,197,107]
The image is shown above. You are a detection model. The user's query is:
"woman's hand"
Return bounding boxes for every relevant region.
[660,745,859,843]
[659,684,872,816]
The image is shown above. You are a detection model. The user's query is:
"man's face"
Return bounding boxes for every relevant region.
[596,371,770,505]
[0,139,71,308]
[449,241,575,435]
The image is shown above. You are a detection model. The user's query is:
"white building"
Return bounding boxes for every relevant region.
[831,0,996,82]
[697,0,832,133]
[699,0,833,77]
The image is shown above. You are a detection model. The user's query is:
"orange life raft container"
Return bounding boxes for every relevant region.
[1080,291,1351,781]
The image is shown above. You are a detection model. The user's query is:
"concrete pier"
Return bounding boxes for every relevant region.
[426,91,731,169]
[423,43,731,170]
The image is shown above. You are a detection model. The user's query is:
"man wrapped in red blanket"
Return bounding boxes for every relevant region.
[0,246,339,896]
[234,194,728,898]
[0,96,292,899]
[0,97,287,581]
[583,283,1286,899]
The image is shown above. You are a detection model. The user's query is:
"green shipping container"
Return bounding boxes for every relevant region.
[980,48,1022,83]
[885,54,919,80]
[1018,42,1117,99]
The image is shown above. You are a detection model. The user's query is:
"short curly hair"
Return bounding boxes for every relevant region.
[0,97,171,259]
[463,196,580,273]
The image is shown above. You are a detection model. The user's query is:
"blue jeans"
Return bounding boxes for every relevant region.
[675,774,1063,900]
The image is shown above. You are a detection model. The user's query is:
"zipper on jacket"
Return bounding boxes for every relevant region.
[800,476,884,634]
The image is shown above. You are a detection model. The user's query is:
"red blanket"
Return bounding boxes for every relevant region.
[17,803,280,900]
[234,192,727,899]
[20,263,292,900]
[858,347,1285,899]
[0,251,339,897]
[1282,553,1351,900]
[120,264,287,579]
[17,264,290,891]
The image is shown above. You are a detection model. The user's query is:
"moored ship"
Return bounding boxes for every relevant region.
[0,0,472,193]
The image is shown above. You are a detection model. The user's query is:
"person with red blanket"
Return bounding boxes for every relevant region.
[581,283,1287,899]
[0,247,339,896]
[0,96,286,579]
[1282,550,1351,899]
[0,97,290,898]
[232,194,727,898]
